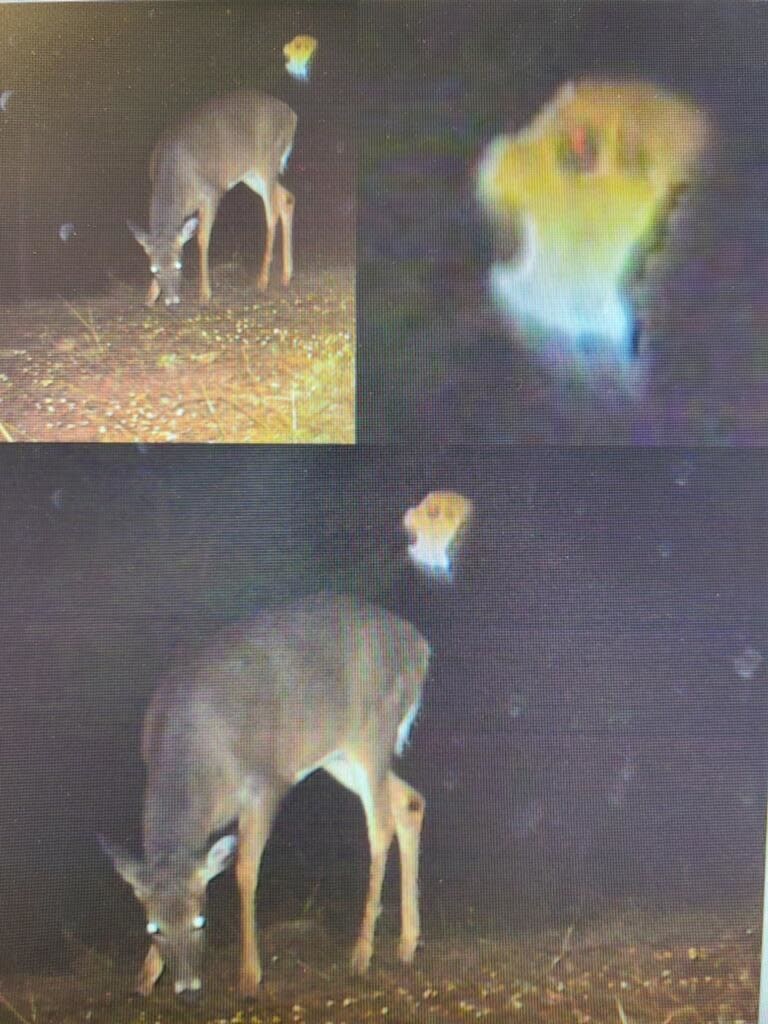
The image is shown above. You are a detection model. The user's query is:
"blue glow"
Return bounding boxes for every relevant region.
[489,259,637,359]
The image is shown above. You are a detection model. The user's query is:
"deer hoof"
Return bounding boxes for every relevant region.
[398,934,419,964]
[239,967,262,997]
[349,939,373,975]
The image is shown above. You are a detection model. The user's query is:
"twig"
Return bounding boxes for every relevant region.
[0,991,32,1024]
[239,339,256,382]
[63,301,101,347]
[614,996,630,1024]
[292,956,331,982]
[24,989,36,1023]
[549,923,574,970]
[660,1007,700,1024]
[199,383,225,438]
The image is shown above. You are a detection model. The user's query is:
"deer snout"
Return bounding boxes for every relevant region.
[174,977,203,1001]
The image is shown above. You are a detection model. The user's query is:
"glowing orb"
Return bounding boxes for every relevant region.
[283,35,318,82]
[475,80,711,361]
[403,490,474,582]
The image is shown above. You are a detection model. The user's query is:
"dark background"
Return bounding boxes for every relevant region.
[0,0,355,301]
[0,444,764,971]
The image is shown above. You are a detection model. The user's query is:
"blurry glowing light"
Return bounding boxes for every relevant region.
[402,490,474,582]
[283,35,318,82]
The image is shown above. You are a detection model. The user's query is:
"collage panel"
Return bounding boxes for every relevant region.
[0,0,354,442]
[359,0,768,443]
[0,443,764,1023]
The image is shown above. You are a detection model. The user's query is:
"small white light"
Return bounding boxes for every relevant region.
[192,915,206,930]
[146,921,160,935]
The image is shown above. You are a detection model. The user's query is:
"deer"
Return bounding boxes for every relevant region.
[100,594,429,1000]
[128,89,297,309]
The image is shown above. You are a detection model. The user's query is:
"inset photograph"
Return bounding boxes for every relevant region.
[0,0,354,442]
[359,0,767,443]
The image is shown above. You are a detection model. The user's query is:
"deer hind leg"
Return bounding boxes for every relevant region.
[255,186,278,292]
[275,183,295,286]
[196,197,218,304]
[387,771,424,964]
[236,790,281,996]
[349,769,397,976]
[255,182,295,291]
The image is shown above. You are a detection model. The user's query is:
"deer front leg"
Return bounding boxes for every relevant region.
[236,794,279,995]
[195,198,218,304]
[145,277,161,308]
[136,940,164,995]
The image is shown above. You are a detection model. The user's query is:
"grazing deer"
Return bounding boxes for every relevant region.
[128,89,297,309]
[100,594,429,1000]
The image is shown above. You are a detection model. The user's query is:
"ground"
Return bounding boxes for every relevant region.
[0,264,354,443]
[0,907,758,1024]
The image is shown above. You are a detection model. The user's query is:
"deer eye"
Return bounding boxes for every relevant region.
[192,915,206,930]
[147,921,161,935]
[150,264,159,275]
[174,260,183,270]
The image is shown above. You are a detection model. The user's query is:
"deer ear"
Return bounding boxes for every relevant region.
[201,834,237,883]
[127,220,151,253]
[177,215,199,246]
[99,835,150,899]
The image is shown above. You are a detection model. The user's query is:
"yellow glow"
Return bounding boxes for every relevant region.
[403,491,474,581]
[283,34,319,82]
[475,80,711,355]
